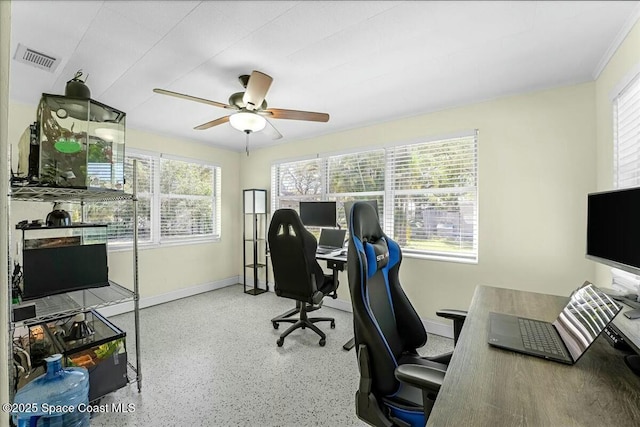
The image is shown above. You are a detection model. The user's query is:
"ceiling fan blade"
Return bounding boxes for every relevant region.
[193,115,230,130]
[264,108,329,122]
[242,71,273,111]
[264,119,283,140]
[153,88,235,110]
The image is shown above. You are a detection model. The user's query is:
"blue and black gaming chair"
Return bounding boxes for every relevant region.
[347,202,466,427]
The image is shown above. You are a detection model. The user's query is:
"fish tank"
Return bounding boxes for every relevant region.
[36,94,125,190]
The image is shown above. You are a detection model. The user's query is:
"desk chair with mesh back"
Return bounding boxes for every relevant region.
[347,202,466,427]
[268,209,338,347]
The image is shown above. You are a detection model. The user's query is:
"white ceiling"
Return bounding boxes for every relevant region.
[9,1,640,152]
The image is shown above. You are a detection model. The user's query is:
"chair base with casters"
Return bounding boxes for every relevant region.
[271,288,339,330]
[271,300,320,327]
[273,300,335,347]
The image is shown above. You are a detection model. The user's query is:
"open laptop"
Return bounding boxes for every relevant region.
[316,228,346,255]
[488,282,622,364]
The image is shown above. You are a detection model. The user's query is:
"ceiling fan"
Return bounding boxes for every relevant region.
[153,70,329,141]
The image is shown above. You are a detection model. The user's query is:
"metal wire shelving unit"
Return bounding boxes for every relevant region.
[7,165,142,401]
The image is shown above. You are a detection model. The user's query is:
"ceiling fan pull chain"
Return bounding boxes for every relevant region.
[245,131,250,156]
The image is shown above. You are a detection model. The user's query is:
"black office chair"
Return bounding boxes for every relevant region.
[347,202,466,427]
[268,209,338,347]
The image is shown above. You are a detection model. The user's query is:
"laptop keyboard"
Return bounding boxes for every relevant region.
[519,318,565,356]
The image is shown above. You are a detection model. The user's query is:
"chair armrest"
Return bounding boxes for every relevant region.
[436,309,468,345]
[394,364,445,394]
[436,309,467,321]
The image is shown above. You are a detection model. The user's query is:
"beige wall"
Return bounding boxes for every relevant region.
[7,102,242,299]
[241,82,598,323]
[594,19,640,286]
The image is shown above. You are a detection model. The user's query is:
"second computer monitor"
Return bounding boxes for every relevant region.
[299,201,337,227]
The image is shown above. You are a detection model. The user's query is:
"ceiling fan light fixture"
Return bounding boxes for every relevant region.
[229,111,266,133]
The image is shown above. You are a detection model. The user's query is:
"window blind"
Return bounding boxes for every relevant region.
[327,149,385,227]
[614,74,640,189]
[613,73,640,291]
[159,157,220,240]
[84,152,154,244]
[271,158,324,212]
[385,134,478,260]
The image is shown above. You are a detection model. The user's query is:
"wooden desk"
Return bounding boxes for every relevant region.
[427,285,640,427]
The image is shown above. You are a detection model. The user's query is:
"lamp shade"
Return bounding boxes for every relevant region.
[244,189,267,214]
[229,111,266,133]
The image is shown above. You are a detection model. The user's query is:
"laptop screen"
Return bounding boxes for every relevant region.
[552,282,622,362]
[318,228,346,248]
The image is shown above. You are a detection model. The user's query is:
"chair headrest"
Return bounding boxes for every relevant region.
[349,202,390,277]
[364,238,389,278]
[350,202,384,244]
[271,208,302,225]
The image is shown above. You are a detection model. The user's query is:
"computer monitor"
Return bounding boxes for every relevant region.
[21,243,109,300]
[586,187,640,275]
[299,201,337,227]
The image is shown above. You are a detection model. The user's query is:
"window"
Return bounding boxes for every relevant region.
[271,157,323,211]
[271,132,478,262]
[386,135,477,260]
[271,150,386,226]
[612,73,640,291]
[82,152,154,244]
[80,150,221,247]
[160,156,221,241]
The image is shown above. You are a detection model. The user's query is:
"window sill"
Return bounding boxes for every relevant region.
[403,251,478,265]
[108,237,221,252]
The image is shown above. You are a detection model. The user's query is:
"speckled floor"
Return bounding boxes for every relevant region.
[91,284,453,427]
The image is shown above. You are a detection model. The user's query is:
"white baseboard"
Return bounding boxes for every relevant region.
[97,276,241,317]
[322,297,353,312]
[423,319,454,339]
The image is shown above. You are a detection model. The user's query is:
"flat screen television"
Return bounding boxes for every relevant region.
[586,187,640,275]
[299,201,337,227]
[22,243,109,300]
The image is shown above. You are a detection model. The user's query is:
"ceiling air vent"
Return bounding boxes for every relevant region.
[13,43,61,72]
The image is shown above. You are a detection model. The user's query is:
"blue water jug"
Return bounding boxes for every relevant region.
[12,354,90,427]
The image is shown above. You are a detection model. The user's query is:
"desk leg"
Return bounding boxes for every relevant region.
[343,337,355,351]
[323,257,352,349]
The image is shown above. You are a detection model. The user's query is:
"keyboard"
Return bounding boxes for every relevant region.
[518,318,565,356]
